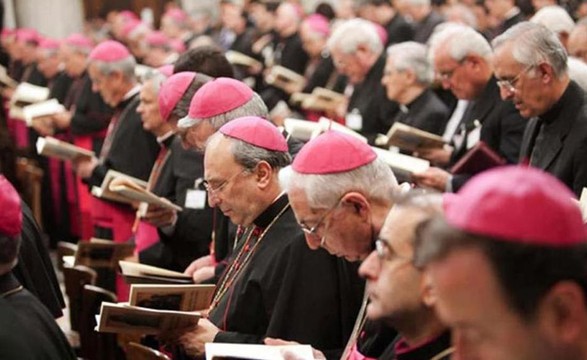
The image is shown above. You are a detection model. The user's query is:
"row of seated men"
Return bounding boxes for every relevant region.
[1,1,587,360]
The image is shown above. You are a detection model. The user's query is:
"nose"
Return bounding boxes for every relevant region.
[358,251,380,280]
[440,77,451,90]
[499,85,514,101]
[207,191,220,208]
[304,233,322,250]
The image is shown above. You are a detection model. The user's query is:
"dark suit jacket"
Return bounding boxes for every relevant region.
[413,11,444,44]
[450,77,526,190]
[385,13,415,46]
[394,88,449,135]
[519,81,587,197]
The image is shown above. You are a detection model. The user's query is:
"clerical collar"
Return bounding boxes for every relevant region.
[503,6,520,21]
[157,131,175,147]
[123,84,141,101]
[0,272,23,298]
[402,89,428,112]
[539,81,574,126]
[253,192,289,229]
[393,330,453,360]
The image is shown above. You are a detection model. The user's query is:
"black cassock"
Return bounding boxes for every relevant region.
[0,272,76,360]
[208,194,364,359]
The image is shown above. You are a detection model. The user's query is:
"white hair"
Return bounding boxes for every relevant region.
[429,24,491,64]
[444,4,478,30]
[492,22,568,78]
[404,0,431,6]
[387,41,433,85]
[90,55,137,81]
[568,56,587,91]
[327,18,383,55]
[530,5,575,35]
[282,158,398,209]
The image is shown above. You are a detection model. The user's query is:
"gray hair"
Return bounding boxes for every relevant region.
[141,69,168,93]
[231,137,291,171]
[90,55,137,81]
[530,5,575,35]
[66,43,92,56]
[387,41,433,85]
[327,18,383,55]
[492,21,568,78]
[568,57,587,91]
[404,0,431,6]
[206,92,269,131]
[444,4,478,29]
[284,157,398,209]
[171,73,212,120]
[429,24,492,64]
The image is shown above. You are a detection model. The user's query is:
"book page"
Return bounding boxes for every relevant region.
[92,170,148,205]
[119,261,193,279]
[372,146,430,178]
[129,284,215,312]
[579,188,587,223]
[317,117,368,143]
[205,343,314,360]
[36,136,95,161]
[283,118,320,141]
[23,99,65,126]
[386,122,446,152]
[12,82,50,105]
[74,240,135,268]
[109,178,183,212]
[225,50,262,68]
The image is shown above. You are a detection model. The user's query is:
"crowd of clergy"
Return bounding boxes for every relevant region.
[2,0,587,359]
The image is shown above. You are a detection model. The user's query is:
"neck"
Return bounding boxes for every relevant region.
[153,123,173,138]
[548,76,571,109]
[393,308,447,347]
[113,82,136,107]
[245,181,283,227]
[399,86,425,105]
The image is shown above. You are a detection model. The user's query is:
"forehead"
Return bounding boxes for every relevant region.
[492,43,521,76]
[203,135,238,175]
[381,207,423,249]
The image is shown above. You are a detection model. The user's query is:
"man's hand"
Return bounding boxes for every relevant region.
[414,146,453,167]
[52,111,72,129]
[184,255,214,276]
[412,167,451,192]
[142,204,177,228]
[72,156,98,179]
[191,266,215,284]
[264,338,326,360]
[31,116,55,136]
[175,318,220,357]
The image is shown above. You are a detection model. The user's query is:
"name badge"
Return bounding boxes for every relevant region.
[346,109,363,130]
[185,190,206,209]
[466,123,482,149]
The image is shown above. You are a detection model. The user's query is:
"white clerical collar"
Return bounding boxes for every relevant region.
[123,84,141,101]
[504,7,520,20]
[156,130,175,144]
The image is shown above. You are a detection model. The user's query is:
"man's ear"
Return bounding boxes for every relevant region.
[255,161,273,190]
[537,62,555,84]
[536,281,587,344]
[341,192,371,219]
[421,272,437,307]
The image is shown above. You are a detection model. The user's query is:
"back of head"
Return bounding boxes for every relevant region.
[530,5,575,36]
[0,176,22,275]
[429,24,492,63]
[173,45,235,78]
[387,41,434,85]
[327,18,383,55]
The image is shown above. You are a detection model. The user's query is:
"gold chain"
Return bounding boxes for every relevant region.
[210,203,290,311]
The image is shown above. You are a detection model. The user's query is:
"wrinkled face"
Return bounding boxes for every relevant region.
[300,24,326,58]
[88,62,124,107]
[427,247,557,360]
[179,120,216,151]
[203,136,257,226]
[137,80,164,133]
[493,43,548,118]
[288,187,374,261]
[143,47,168,68]
[433,48,481,100]
[331,46,370,84]
[359,207,427,323]
[382,58,411,103]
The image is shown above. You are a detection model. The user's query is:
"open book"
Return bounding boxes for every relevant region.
[226,50,263,69]
[119,260,194,285]
[9,83,51,119]
[0,64,17,88]
[23,99,66,126]
[36,136,95,161]
[205,343,314,360]
[265,65,306,93]
[301,87,345,112]
[129,284,215,312]
[450,141,505,175]
[283,117,368,143]
[108,177,182,212]
[74,238,135,268]
[91,170,148,205]
[372,146,429,181]
[385,122,446,153]
[96,302,201,335]
[578,188,587,223]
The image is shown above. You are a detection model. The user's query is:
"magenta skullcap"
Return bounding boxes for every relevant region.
[64,34,94,51]
[292,131,377,174]
[164,8,188,23]
[145,31,169,47]
[219,116,288,152]
[303,14,330,37]
[157,64,174,77]
[39,38,60,51]
[121,19,144,38]
[16,28,39,44]
[88,40,131,62]
[119,10,139,22]
[170,39,186,53]
[158,72,196,121]
[444,166,587,246]
[0,176,22,237]
[178,78,253,128]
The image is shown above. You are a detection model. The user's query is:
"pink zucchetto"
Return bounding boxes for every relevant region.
[303,14,330,37]
[443,166,587,247]
[64,34,94,51]
[157,64,174,77]
[39,38,60,51]
[119,10,139,22]
[219,116,288,152]
[88,40,131,62]
[158,72,196,121]
[0,176,22,237]
[292,131,377,174]
[145,31,169,48]
[16,28,39,44]
[164,8,189,23]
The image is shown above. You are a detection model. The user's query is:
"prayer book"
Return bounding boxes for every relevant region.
[300,87,345,112]
[129,284,215,312]
[450,141,505,175]
[36,136,95,161]
[119,260,194,285]
[372,146,430,180]
[265,65,306,93]
[74,238,135,268]
[283,118,321,141]
[578,188,587,223]
[91,170,148,205]
[225,50,263,69]
[95,301,200,335]
[108,177,183,212]
[9,83,51,119]
[317,117,367,142]
[385,122,446,153]
[205,343,314,360]
[22,99,66,126]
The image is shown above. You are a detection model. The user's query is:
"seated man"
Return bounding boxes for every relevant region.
[172,117,361,358]
[415,166,587,359]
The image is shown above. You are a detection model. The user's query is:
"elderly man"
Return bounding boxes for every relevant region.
[282,131,399,358]
[568,21,587,64]
[0,176,76,360]
[413,25,525,192]
[328,18,398,143]
[414,166,587,360]
[174,117,360,358]
[359,191,452,359]
[383,41,449,136]
[492,22,587,196]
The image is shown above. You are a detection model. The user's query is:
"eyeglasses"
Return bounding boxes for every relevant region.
[202,169,248,197]
[298,199,342,237]
[496,64,534,93]
[436,58,466,81]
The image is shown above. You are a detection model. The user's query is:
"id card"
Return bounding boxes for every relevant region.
[185,189,206,209]
[346,110,363,130]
